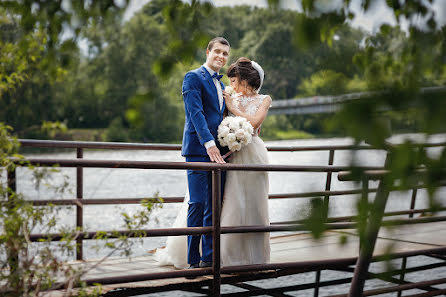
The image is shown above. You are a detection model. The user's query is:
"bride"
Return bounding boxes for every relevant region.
[154,57,272,268]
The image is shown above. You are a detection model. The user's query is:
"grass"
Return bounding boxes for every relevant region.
[21,126,316,144]
[68,128,107,141]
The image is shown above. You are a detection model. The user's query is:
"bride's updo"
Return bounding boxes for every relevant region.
[227,57,263,91]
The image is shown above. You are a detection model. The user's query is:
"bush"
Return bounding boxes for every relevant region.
[105,117,129,142]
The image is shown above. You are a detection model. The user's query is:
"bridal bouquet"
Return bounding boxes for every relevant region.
[217,116,254,152]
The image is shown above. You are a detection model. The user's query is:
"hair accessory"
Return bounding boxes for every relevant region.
[250,61,264,92]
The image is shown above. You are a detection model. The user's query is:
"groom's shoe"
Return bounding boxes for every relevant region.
[199,261,212,268]
[185,263,200,279]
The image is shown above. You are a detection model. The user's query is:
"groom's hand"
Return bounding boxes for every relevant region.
[207,146,226,164]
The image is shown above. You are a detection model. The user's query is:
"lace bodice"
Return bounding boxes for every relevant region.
[229,93,271,135]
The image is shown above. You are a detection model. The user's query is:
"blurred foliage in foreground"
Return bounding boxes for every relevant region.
[2,0,446,142]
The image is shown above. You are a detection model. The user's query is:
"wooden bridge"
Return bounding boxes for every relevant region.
[3,139,446,296]
[47,222,446,296]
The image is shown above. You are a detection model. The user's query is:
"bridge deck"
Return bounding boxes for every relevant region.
[49,221,445,296]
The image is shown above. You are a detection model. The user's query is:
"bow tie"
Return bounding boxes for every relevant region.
[212,73,223,81]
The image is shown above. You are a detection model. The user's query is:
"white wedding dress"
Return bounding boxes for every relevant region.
[154,93,270,268]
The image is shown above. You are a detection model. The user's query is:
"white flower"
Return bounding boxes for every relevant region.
[217,116,253,152]
[235,129,246,139]
[228,120,239,131]
[218,126,230,138]
[242,121,254,134]
[235,116,245,127]
[225,86,236,95]
[241,132,252,145]
[220,117,231,126]
[233,142,242,151]
[229,142,242,151]
[224,133,236,144]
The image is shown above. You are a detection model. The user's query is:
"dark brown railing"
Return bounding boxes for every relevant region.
[4,139,446,296]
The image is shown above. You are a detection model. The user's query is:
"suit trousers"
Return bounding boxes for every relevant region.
[185,156,225,264]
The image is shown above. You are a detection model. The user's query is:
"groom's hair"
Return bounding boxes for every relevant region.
[207,37,230,51]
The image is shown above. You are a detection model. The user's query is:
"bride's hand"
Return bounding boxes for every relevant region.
[223,91,234,110]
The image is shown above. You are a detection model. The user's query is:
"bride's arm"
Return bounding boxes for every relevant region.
[224,94,272,129]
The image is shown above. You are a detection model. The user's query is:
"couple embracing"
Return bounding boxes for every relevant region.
[155,37,272,269]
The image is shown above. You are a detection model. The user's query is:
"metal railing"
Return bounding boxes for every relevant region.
[4,139,446,296]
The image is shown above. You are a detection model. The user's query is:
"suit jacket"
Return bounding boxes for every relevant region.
[181,66,228,157]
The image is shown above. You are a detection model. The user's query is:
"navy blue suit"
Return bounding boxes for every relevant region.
[182,66,227,264]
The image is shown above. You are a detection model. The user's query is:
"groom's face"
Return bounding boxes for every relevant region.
[206,42,230,72]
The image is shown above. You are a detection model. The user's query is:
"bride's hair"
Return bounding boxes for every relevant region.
[227,57,263,90]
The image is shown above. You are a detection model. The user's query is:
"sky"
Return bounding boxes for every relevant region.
[123,0,446,33]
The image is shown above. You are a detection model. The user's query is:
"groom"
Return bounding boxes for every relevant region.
[181,37,230,269]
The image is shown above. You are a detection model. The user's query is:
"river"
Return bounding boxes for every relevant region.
[16,135,446,296]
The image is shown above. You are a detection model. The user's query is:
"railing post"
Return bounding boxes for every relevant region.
[396,187,418,296]
[323,149,335,211]
[76,148,84,260]
[314,270,321,297]
[7,167,16,197]
[7,168,19,278]
[212,169,221,297]
[314,149,335,297]
[348,153,391,296]
[358,177,369,252]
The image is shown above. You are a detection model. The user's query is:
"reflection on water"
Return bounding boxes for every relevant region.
[16,135,446,260]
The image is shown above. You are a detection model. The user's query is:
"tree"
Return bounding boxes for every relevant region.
[0,1,130,137]
[298,69,349,96]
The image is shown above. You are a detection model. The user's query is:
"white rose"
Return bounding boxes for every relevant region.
[218,126,230,138]
[236,116,246,127]
[224,133,236,144]
[225,86,236,95]
[221,117,231,126]
[242,121,253,132]
[231,142,242,151]
[235,129,245,139]
[245,132,252,142]
[229,120,239,131]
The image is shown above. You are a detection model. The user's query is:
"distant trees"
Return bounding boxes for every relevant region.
[0,1,130,139]
[2,1,446,142]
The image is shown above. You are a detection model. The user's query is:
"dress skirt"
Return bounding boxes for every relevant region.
[220,136,270,266]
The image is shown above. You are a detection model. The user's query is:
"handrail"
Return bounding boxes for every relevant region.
[14,158,382,172]
[19,138,371,151]
[26,215,446,242]
[273,206,446,225]
[19,139,183,151]
[18,138,446,151]
[21,182,446,206]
